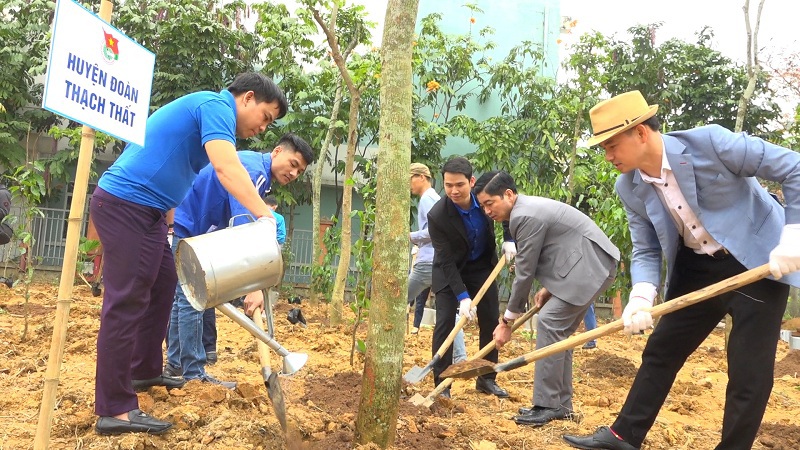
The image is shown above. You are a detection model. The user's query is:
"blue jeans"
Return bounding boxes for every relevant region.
[166,236,210,380]
[583,303,597,345]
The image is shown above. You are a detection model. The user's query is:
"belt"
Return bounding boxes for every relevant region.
[710,248,730,260]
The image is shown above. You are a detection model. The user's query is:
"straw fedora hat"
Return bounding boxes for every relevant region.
[587,90,659,146]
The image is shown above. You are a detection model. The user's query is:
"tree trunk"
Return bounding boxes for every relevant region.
[734,0,766,133]
[565,111,583,204]
[354,0,419,446]
[329,96,359,326]
[729,0,766,347]
[312,8,362,326]
[311,78,343,302]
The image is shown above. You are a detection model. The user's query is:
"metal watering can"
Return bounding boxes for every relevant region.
[175,215,307,375]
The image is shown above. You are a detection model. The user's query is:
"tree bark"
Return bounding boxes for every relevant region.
[354,0,419,446]
[734,0,766,133]
[311,78,343,302]
[310,3,341,303]
[312,8,362,326]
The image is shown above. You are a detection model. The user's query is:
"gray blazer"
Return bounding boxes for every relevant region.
[506,195,620,313]
[616,124,800,290]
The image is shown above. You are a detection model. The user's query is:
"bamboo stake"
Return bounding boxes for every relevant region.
[34,2,114,447]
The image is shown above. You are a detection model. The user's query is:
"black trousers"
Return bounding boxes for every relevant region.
[432,260,499,385]
[612,245,788,449]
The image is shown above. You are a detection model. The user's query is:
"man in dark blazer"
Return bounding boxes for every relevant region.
[475,170,619,427]
[563,91,800,450]
[427,157,516,398]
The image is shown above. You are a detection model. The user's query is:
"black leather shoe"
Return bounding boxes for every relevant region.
[475,377,509,398]
[562,426,639,450]
[162,364,182,378]
[132,374,186,391]
[95,409,172,435]
[439,388,451,399]
[514,406,572,426]
[518,405,535,415]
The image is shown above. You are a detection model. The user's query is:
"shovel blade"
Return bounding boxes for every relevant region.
[402,365,431,384]
[409,393,434,408]
[440,359,495,379]
[266,372,287,432]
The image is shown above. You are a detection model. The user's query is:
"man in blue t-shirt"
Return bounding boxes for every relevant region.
[264,195,286,247]
[163,133,313,389]
[91,73,289,436]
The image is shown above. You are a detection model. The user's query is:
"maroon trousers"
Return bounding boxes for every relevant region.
[90,188,177,416]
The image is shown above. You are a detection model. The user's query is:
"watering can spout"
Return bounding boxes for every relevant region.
[216,303,308,375]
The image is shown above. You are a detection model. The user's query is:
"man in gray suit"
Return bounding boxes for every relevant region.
[563,91,800,450]
[474,171,619,426]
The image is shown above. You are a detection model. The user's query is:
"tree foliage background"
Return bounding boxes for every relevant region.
[0,0,797,302]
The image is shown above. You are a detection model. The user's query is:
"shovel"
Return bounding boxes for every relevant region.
[410,303,542,407]
[403,257,506,384]
[441,263,772,379]
[253,304,288,432]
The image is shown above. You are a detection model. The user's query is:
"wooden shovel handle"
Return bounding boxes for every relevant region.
[252,305,271,372]
[506,263,772,372]
[434,257,507,358]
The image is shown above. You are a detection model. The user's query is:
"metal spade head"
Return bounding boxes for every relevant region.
[266,372,287,432]
[282,352,308,376]
[440,359,496,379]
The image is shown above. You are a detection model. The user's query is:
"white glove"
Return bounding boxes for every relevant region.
[502,241,517,262]
[459,298,477,321]
[769,225,800,280]
[622,283,657,335]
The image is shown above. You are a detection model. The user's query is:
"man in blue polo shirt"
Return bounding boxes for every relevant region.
[91,72,288,436]
[163,133,313,389]
[263,195,286,247]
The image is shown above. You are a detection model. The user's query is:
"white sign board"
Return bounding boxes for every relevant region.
[42,0,155,146]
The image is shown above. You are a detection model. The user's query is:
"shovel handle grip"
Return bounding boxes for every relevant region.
[433,258,507,358]
[505,263,772,372]
[252,305,272,376]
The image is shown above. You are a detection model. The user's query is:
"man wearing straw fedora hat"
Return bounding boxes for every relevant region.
[563,90,800,450]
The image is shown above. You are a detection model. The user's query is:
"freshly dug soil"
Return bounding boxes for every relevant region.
[1,282,800,449]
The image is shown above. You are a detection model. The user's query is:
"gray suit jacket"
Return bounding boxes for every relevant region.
[506,195,620,313]
[616,124,800,290]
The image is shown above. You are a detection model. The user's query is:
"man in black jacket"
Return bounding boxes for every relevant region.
[427,157,516,398]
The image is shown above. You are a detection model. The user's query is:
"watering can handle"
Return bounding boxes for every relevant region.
[228,214,257,228]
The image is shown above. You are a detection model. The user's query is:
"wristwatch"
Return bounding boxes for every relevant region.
[501,316,512,326]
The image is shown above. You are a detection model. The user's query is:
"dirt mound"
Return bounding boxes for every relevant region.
[578,351,639,378]
[757,423,800,450]
[3,282,800,449]
[775,350,800,378]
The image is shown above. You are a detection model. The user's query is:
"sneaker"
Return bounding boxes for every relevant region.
[163,364,183,377]
[582,341,597,350]
[201,375,236,390]
[206,351,217,365]
[410,327,419,335]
